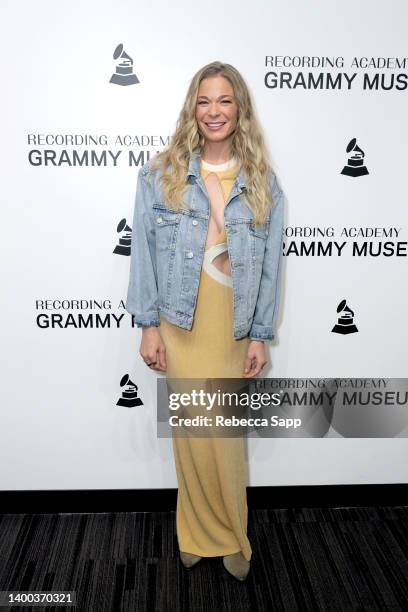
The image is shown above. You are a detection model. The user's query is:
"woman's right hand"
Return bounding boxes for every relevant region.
[139,326,167,372]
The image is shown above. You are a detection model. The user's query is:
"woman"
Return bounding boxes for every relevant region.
[126,61,284,581]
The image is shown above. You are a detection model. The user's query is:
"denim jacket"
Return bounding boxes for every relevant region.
[125,147,284,341]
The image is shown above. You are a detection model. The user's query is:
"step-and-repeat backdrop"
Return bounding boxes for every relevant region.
[2,0,407,490]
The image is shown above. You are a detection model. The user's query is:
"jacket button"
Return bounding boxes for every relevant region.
[186,251,194,258]
[192,219,198,226]
[156,216,163,224]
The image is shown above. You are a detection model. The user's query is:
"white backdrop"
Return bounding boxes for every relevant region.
[1,0,407,490]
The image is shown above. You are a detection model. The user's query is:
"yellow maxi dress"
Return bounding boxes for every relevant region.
[159,159,252,561]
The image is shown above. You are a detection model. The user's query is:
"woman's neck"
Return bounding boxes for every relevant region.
[200,142,234,165]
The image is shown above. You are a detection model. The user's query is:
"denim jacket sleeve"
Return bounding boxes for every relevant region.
[248,173,284,342]
[125,165,160,328]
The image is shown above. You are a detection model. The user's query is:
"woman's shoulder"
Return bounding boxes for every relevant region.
[139,157,156,178]
[137,155,171,203]
[267,169,283,200]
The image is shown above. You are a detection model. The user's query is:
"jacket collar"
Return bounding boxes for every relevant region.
[187,146,247,189]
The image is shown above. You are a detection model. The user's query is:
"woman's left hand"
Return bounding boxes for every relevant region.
[242,340,267,377]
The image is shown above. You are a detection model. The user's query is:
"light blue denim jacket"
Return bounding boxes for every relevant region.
[125,147,284,341]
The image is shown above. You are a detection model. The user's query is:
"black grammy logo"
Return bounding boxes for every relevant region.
[116,374,144,407]
[109,44,140,86]
[331,299,358,334]
[340,138,369,177]
[113,218,132,256]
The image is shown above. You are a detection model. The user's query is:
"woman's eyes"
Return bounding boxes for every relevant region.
[197,100,232,105]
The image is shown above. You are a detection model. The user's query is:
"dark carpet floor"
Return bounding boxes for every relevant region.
[1,506,408,611]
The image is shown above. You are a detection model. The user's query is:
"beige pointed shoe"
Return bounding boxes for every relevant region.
[179,551,203,569]
[222,552,250,581]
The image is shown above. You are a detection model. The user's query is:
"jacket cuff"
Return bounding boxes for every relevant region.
[249,323,274,341]
[128,310,160,328]
[136,320,160,329]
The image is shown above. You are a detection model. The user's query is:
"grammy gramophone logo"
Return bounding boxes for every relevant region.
[331,299,358,335]
[109,43,140,86]
[116,374,144,407]
[113,218,132,255]
[341,138,369,177]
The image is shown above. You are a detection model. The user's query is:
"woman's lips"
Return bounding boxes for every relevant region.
[204,121,226,131]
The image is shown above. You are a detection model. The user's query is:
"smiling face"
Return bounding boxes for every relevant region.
[195,75,238,147]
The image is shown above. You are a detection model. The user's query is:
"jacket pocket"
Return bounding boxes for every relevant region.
[249,221,269,239]
[152,205,181,307]
[153,209,181,226]
[153,205,181,251]
[248,222,269,262]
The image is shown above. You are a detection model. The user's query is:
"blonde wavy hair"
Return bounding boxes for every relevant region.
[147,61,277,226]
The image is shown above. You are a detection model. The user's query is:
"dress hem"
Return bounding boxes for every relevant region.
[179,546,252,561]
